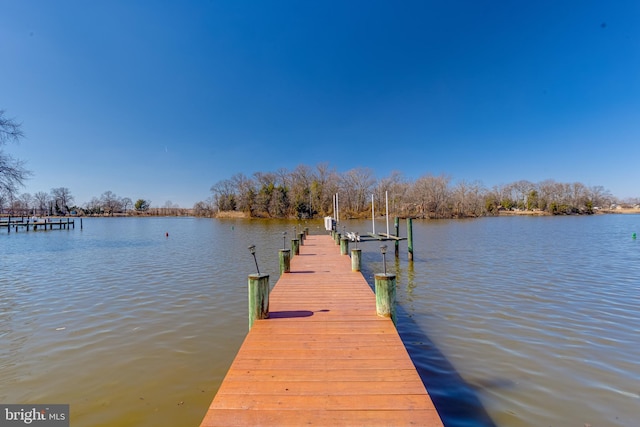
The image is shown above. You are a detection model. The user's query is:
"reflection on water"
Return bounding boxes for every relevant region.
[1,215,639,426]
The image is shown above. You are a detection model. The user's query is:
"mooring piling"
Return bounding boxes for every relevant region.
[279,249,291,274]
[394,217,400,257]
[248,273,270,330]
[340,236,349,255]
[351,248,362,272]
[407,217,414,261]
[375,273,397,325]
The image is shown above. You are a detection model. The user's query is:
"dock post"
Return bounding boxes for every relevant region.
[375,273,397,325]
[81,218,83,230]
[279,249,291,274]
[7,216,10,233]
[340,236,349,255]
[304,227,309,237]
[351,248,362,272]
[334,232,341,245]
[291,238,299,256]
[248,273,270,329]
[394,217,400,257]
[299,232,305,245]
[407,218,414,261]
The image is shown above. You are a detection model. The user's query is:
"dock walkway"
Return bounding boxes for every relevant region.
[1,217,75,232]
[200,234,443,427]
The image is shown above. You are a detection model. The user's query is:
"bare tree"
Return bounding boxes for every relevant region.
[290,164,314,218]
[50,187,74,215]
[101,191,122,215]
[231,173,255,214]
[0,110,31,194]
[19,193,33,215]
[374,171,407,217]
[339,167,376,215]
[193,200,214,217]
[411,174,451,218]
[312,163,338,216]
[85,197,103,215]
[0,190,7,213]
[589,185,612,208]
[252,172,277,215]
[33,191,50,215]
[210,179,236,211]
[121,197,132,213]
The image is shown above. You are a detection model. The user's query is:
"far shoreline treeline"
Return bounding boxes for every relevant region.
[2,164,639,219]
[192,163,639,220]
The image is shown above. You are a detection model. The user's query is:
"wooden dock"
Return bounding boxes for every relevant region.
[199,234,443,427]
[1,217,76,232]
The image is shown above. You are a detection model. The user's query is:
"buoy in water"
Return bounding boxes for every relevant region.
[633,232,637,239]
[166,232,169,237]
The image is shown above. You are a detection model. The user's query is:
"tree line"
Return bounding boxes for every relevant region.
[195,163,624,219]
[0,110,634,219]
[0,186,157,217]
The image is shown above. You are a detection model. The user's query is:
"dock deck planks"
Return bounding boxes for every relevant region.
[200,234,443,427]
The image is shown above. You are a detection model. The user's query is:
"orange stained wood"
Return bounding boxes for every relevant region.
[200,234,444,427]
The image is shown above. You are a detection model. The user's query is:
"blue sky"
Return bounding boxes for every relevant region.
[2,1,639,207]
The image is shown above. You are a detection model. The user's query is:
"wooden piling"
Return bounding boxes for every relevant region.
[334,232,341,245]
[279,249,291,274]
[299,232,305,245]
[394,217,400,257]
[248,273,270,330]
[407,217,414,261]
[375,273,397,325]
[340,236,349,255]
[291,238,300,256]
[351,248,362,272]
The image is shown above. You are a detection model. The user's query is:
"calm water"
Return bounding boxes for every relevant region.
[1,215,639,426]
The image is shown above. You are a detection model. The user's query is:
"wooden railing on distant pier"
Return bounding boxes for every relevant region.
[1,217,79,232]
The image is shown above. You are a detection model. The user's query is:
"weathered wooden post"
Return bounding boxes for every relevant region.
[334,232,341,245]
[375,273,396,325]
[351,248,362,272]
[279,249,291,274]
[394,217,400,257]
[407,217,414,261]
[340,236,349,255]
[247,245,269,329]
[291,238,299,256]
[248,273,270,329]
[80,218,83,230]
[299,232,305,245]
[304,227,309,237]
[375,245,396,324]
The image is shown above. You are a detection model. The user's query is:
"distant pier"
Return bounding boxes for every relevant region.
[1,217,77,232]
